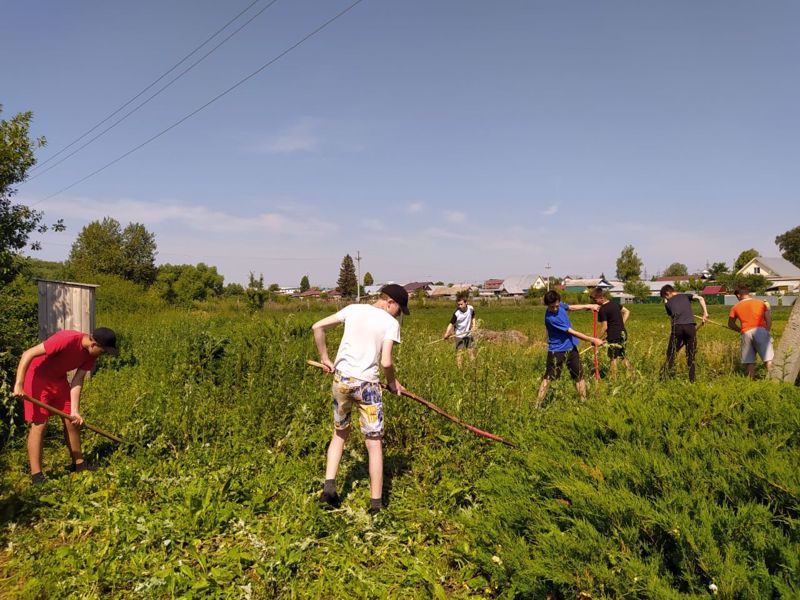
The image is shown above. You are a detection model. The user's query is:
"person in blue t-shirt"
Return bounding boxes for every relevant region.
[536,290,605,407]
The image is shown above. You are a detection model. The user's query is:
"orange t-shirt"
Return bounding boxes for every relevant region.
[729,298,769,333]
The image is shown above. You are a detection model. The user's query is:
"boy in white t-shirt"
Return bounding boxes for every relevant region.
[311,283,409,514]
[442,293,476,367]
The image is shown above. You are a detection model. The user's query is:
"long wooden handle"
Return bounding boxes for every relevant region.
[17,394,123,444]
[694,314,732,330]
[306,360,516,448]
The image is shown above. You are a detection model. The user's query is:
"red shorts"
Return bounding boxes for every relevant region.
[23,379,71,424]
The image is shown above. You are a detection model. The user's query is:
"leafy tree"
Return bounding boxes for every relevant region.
[775,226,800,267]
[623,279,650,303]
[68,217,127,279]
[363,271,374,286]
[0,106,63,443]
[718,273,771,294]
[616,245,643,281]
[733,248,759,272]
[121,222,157,285]
[674,277,704,293]
[268,283,281,293]
[708,262,728,280]
[69,218,157,285]
[337,254,358,298]
[223,283,245,297]
[1,107,63,286]
[245,272,267,311]
[299,275,310,293]
[663,262,688,277]
[154,263,223,305]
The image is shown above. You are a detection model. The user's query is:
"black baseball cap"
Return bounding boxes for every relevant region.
[92,327,119,356]
[380,284,410,315]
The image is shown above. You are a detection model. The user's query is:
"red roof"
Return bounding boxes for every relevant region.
[702,285,725,295]
[298,287,321,297]
[483,278,504,290]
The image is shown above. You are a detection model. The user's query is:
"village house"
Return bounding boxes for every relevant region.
[404,281,435,296]
[736,256,800,294]
[428,284,476,299]
[499,275,547,296]
[562,276,612,294]
[480,278,504,297]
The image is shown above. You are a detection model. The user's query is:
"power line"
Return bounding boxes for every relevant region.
[28,0,281,181]
[35,0,366,205]
[30,0,267,174]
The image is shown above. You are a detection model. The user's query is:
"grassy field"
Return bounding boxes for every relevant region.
[1,302,798,599]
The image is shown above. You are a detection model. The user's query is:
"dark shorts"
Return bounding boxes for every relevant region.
[544,348,582,381]
[607,331,627,360]
[455,336,473,350]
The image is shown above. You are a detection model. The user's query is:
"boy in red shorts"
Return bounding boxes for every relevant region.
[13,327,118,484]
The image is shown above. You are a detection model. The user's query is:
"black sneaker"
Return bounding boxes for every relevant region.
[31,472,47,485]
[318,490,341,508]
[368,505,382,516]
[70,461,99,473]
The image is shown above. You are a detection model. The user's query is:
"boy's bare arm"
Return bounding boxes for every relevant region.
[567,304,600,312]
[621,307,630,323]
[311,315,343,371]
[567,328,604,346]
[381,340,403,394]
[13,343,46,396]
[69,369,88,425]
[692,295,709,320]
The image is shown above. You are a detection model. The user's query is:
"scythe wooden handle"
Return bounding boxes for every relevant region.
[306,360,516,448]
[15,393,124,444]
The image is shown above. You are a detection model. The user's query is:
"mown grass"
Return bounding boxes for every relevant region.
[0,303,798,599]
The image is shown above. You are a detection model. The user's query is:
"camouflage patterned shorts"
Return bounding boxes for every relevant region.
[332,372,384,439]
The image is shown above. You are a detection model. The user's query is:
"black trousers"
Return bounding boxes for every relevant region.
[665,323,697,382]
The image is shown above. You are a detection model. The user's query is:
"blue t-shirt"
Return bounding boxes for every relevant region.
[544,302,579,352]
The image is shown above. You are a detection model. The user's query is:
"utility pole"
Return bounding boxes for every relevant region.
[545,262,551,292]
[355,250,362,302]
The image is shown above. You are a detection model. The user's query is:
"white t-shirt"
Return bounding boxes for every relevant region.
[450,305,475,338]
[333,303,401,382]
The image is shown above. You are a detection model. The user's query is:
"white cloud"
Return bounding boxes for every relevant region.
[444,210,466,224]
[360,218,385,231]
[252,118,319,154]
[407,202,424,214]
[34,196,336,237]
[540,204,559,216]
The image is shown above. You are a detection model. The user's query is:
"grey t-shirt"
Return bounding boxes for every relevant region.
[665,293,696,326]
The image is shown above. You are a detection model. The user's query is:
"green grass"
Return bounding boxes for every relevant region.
[1,303,798,599]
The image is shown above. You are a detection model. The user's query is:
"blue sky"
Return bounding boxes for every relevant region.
[3,0,798,286]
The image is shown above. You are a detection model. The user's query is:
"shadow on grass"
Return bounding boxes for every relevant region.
[339,449,411,508]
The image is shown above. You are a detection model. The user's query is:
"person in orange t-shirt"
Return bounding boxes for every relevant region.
[727,286,773,378]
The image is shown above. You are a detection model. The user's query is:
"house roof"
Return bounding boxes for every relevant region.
[562,277,611,288]
[740,256,800,278]
[483,278,504,290]
[429,284,472,297]
[501,275,542,295]
[298,287,321,297]
[702,285,725,295]
[404,281,434,292]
